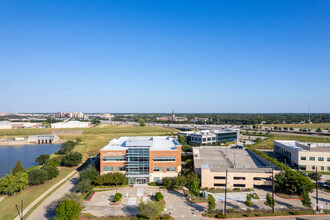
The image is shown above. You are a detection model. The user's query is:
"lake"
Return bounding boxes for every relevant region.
[0,144,61,177]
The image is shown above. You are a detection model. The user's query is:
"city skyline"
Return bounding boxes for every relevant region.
[1,0,330,113]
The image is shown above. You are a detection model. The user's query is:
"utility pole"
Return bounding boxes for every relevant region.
[309,102,311,131]
[15,198,23,220]
[272,167,275,213]
[224,169,228,214]
[316,167,319,211]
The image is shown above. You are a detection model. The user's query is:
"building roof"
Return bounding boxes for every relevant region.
[274,140,330,152]
[179,129,239,136]
[193,146,273,173]
[101,136,181,151]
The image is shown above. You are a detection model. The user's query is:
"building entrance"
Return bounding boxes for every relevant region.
[136,178,147,184]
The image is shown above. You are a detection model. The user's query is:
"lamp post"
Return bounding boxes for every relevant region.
[272,167,275,213]
[316,167,319,211]
[224,169,228,214]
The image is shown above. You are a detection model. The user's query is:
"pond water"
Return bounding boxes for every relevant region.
[0,144,61,177]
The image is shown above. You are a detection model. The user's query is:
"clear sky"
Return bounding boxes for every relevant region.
[0,0,329,113]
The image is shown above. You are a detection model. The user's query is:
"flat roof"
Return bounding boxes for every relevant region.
[274,140,330,151]
[194,146,272,173]
[101,136,180,151]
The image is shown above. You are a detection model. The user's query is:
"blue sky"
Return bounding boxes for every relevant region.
[0,0,329,113]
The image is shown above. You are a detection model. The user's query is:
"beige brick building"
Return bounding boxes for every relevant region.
[273,140,330,172]
[100,136,181,184]
[193,146,281,189]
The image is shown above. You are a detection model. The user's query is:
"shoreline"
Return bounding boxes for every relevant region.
[0,140,64,146]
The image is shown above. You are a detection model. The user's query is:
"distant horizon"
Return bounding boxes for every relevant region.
[2,111,330,114]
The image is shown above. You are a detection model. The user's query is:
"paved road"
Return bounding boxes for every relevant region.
[26,172,79,220]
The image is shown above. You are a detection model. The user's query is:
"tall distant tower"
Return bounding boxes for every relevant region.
[308,103,311,130]
[171,110,176,122]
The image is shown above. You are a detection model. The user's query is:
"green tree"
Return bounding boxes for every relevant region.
[308,172,321,181]
[0,172,28,195]
[289,127,294,131]
[138,118,145,126]
[138,201,164,218]
[61,152,82,167]
[42,166,59,179]
[12,160,25,175]
[79,166,99,182]
[245,194,253,207]
[76,179,93,194]
[175,175,187,186]
[208,194,216,212]
[155,192,164,201]
[162,177,174,188]
[60,141,77,154]
[45,157,61,167]
[178,135,186,144]
[28,169,47,185]
[188,179,200,197]
[185,172,200,186]
[316,128,322,133]
[35,154,50,164]
[264,193,275,207]
[301,192,312,208]
[55,199,82,220]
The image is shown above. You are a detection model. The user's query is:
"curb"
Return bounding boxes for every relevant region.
[274,192,302,200]
[202,213,330,219]
[84,191,95,201]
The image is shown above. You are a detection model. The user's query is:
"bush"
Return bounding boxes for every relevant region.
[264,193,275,207]
[208,194,216,212]
[138,201,164,218]
[245,194,254,207]
[55,199,82,220]
[149,182,158,186]
[61,152,82,167]
[35,154,50,164]
[45,157,61,167]
[216,213,227,218]
[28,169,48,185]
[42,166,59,180]
[94,172,128,186]
[113,195,121,202]
[155,192,164,201]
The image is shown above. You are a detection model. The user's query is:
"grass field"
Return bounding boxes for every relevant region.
[252,134,330,149]
[0,167,74,220]
[260,123,330,130]
[0,125,178,220]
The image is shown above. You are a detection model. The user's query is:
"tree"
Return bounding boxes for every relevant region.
[264,193,275,207]
[138,201,164,218]
[35,154,50,164]
[308,172,321,181]
[185,172,200,186]
[79,166,99,182]
[12,160,25,175]
[76,179,93,194]
[0,172,28,195]
[55,199,82,220]
[162,177,174,188]
[301,192,312,208]
[316,128,322,133]
[175,175,187,186]
[188,179,200,197]
[245,194,253,207]
[155,192,164,201]
[42,166,59,179]
[178,135,186,144]
[289,127,294,131]
[208,194,216,212]
[28,169,47,185]
[61,152,82,167]
[138,118,145,126]
[45,157,61,167]
[60,141,76,154]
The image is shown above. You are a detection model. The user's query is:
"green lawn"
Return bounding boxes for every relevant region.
[260,123,330,130]
[0,167,74,220]
[252,134,330,149]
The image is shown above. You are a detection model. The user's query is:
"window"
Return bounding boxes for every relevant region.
[233,184,245,187]
[234,177,246,180]
[299,165,306,170]
[309,157,315,161]
[300,156,306,160]
[318,157,324,161]
[321,166,324,171]
[202,138,206,142]
[166,167,175,172]
[328,158,330,161]
[116,166,125,171]
[103,166,113,171]
[154,177,160,182]
[312,166,315,170]
[328,167,330,171]
[214,183,225,187]
[153,167,162,172]
[153,157,175,162]
[214,176,225,179]
[253,177,262,180]
[207,137,211,141]
[212,137,216,141]
[103,156,126,161]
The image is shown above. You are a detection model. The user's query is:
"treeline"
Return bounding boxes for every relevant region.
[112,113,330,125]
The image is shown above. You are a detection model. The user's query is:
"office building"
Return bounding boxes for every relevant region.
[50,121,91,128]
[178,129,239,145]
[273,140,330,171]
[100,136,181,184]
[193,146,280,189]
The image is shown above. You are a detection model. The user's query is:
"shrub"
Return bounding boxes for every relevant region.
[138,201,164,218]
[216,213,227,218]
[155,192,164,201]
[45,157,61,167]
[208,194,216,212]
[61,152,82,167]
[35,154,50,164]
[113,195,121,202]
[42,166,59,180]
[149,182,158,186]
[245,194,253,207]
[264,193,275,207]
[55,199,82,220]
[28,169,48,185]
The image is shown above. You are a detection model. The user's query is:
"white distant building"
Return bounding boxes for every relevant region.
[51,121,91,128]
[0,121,12,129]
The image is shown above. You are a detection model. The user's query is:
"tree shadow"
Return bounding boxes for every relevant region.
[122,205,139,216]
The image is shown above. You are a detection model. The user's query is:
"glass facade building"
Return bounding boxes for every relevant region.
[126,147,150,184]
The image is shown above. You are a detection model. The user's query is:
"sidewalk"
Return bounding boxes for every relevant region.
[14,169,77,220]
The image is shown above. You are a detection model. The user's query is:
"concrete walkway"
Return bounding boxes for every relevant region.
[14,169,77,220]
